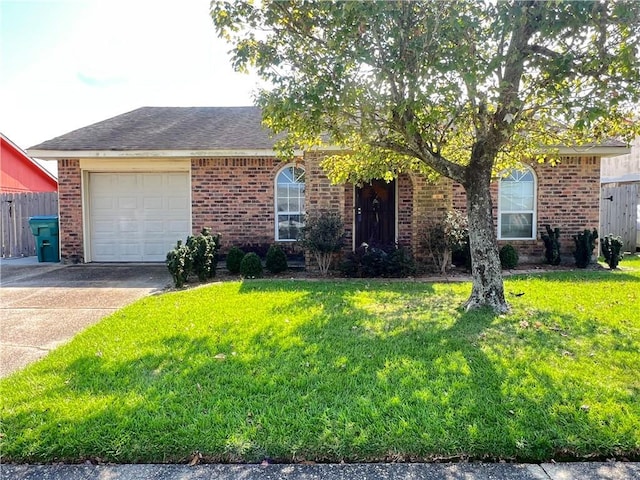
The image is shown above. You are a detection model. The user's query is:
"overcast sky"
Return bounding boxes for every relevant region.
[1,0,259,162]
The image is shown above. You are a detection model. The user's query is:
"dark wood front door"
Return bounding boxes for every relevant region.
[355,180,396,248]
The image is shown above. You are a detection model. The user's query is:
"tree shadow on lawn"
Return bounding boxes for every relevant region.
[1,280,637,463]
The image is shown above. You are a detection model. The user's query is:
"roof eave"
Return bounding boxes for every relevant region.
[542,145,630,158]
[27,148,303,160]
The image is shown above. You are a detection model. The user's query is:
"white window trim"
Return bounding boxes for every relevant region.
[274,164,305,242]
[497,166,537,241]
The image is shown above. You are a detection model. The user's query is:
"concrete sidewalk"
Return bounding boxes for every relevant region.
[2,462,639,479]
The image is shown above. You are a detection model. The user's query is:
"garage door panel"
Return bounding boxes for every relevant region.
[167,196,189,211]
[117,196,140,211]
[142,175,163,189]
[143,197,163,210]
[167,174,189,189]
[143,241,169,257]
[169,220,190,233]
[89,172,190,262]
[119,220,141,234]
[117,174,138,188]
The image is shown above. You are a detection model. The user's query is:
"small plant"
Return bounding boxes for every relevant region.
[298,211,344,275]
[265,244,288,274]
[166,240,192,288]
[226,246,246,274]
[240,252,263,278]
[541,224,561,266]
[499,244,519,269]
[573,228,598,268]
[600,234,624,269]
[186,227,221,281]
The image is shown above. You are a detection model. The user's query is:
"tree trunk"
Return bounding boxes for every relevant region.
[463,169,510,313]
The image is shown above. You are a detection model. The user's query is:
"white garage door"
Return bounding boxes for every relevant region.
[89,172,190,262]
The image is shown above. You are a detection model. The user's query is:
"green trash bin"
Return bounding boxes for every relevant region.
[28,215,60,262]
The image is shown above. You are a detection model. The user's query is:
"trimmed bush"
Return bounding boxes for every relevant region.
[541,224,561,265]
[573,228,598,268]
[601,234,624,269]
[266,244,288,273]
[166,240,192,288]
[240,252,263,278]
[226,246,245,274]
[499,244,519,269]
[186,228,221,281]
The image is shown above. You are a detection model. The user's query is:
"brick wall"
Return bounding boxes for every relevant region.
[57,159,84,263]
[452,156,602,260]
[191,157,289,250]
[406,173,453,264]
[536,157,601,248]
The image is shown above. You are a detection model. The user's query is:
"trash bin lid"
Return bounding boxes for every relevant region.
[29,215,59,221]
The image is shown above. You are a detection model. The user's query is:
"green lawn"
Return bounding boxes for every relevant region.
[1,256,639,464]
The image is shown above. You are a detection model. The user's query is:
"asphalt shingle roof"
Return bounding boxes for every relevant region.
[30,107,277,151]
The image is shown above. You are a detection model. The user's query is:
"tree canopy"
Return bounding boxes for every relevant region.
[212,0,640,312]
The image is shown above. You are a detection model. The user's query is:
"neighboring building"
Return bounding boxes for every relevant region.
[600,136,640,251]
[1,134,58,193]
[28,107,628,264]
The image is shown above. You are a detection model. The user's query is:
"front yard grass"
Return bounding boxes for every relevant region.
[1,256,639,464]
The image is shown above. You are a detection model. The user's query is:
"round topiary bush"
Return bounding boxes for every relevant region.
[499,244,519,269]
[240,252,263,278]
[225,246,245,274]
[265,244,288,274]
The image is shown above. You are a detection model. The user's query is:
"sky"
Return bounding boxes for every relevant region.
[1,0,260,172]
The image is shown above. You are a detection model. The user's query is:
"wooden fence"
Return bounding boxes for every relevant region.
[1,192,59,258]
[600,183,639,253]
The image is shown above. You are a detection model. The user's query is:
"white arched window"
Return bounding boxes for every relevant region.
[275,165,305,241]
[498,167,537,240]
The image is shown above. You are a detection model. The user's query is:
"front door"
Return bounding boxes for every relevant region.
[354,179,396,248]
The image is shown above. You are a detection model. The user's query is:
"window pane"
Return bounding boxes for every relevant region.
[501,213,533,238]
[288,196,300,212]
[278,214,303,240]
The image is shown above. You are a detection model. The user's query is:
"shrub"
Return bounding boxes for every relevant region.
[451,244,472,270]
[265,244,288,273]
[166,240,192,288]
[240,252,263,278]
[298,211,344,275]
[420,211,469,274]
[237,243,271,259]
[600,234,624,269]
[540,224,561,266]
[226,246,245,274]
[186,228,221,281]
[340,244,415,278]
[499,244,519,269]
[573,228,598,268]
[387,247,416,277]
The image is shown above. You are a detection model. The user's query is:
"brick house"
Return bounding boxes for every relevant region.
[28,107,628,265]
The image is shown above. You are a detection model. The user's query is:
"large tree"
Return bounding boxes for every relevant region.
[212,0,640,312]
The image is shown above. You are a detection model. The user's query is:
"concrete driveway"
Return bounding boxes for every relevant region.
[0,258,171,377]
